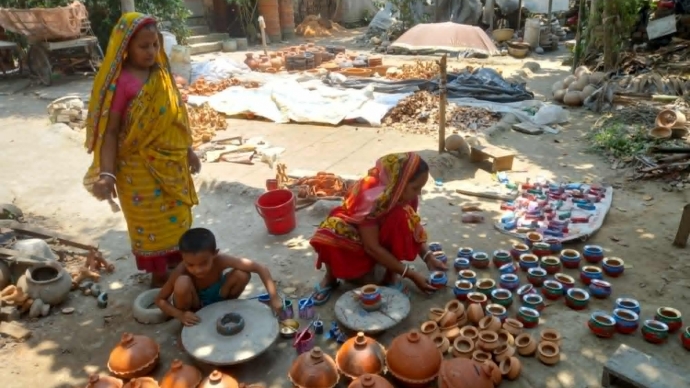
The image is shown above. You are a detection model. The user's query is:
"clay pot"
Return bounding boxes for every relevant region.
[123,378,159,388]
[386,330,443,386]
[502,318,524,336]
[478,315,501,333]
[499,356,522,380]
[540,328,562,346]
[107,333,160,379]
[199,371,239,388]
[496,329,515,346]
[515,333,537,356]
[348,374,394,388]
[445,299,464,316]
[459,325,479,341]
[467,303,484,325]
[420,321,440,337]
[428,307,445,322]
[537,341,560,365]
[455,312,468,327]
[438,310,458,329]
[432,333,451,354]
[160,359,202,388]
[441,326,462,342]
[484,360,502,386]
[86,375,123,388]
[437,358,494,388]
[16,262,72,305]
[492,343,516,363]
[476,331,499,352]
[244,53,258,70]
[288,347,339,388]
[471,350,491,364]
[451,337,474,358]
[258,58,272,72]
[270,55,282,68]
[335,332,386,379]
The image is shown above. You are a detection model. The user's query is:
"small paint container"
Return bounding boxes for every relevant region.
[257,293,271,304]
[298,298,315,320]
[314,320,324,335]
[280,299,294,320]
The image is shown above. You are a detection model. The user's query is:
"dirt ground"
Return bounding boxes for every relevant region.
[0,30,688,388]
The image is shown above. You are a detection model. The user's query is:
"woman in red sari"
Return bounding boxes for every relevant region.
[309,152,447,303]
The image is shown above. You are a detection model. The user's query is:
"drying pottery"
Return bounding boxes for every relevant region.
[86,375,123,388]
[540,256,561,274]
[502,319,523,336]
[429,242,443,252]
[452,280,473,301]
[522,294,545,312]
[442,326,462,342]
[453,258,471,271]
[613,308,640,335]
[559,249,581,269]
[444,300,464,316]
[492,250,512,268]
[459,325,479,341]
[451,337,474,358]
[602,257,625,277]
[655,307,683,333]
[16,262,72,306]
[475,278,496,296]
[541,280,564,301]
[199,370,240,388]
[420,321,440,337]
[497,329,515,346]
[614,297,641,314]
[537,341,560,366]
[499,356,522,380]
[531,242,551,258]
[216,312,245,336]
[553,273,575,291]
[335,332,386,379]
[386,330,442,387]
[582,245,604,263]
[458,270,477,284]
[437,358,494,388]
[476,331,499,352]
[526,267,547,287]
[359,285,382,312]
[498,274,519,291]
[540,329,562,346]
[432,333,451,354]
[579,266,603,285]
[347,374,394,388]
[484,360,502,386]
[244,53,258,70]
[467,303,484,325]
[514,333,536,356]
[518,254,539,272]
[493,343,515,363]
[490,288,513,308]
[525,232,543,246]
[565,288,590,310]
[655,109,686,128]
[288,347,339,388]
[588,311,616,338]
[455,311,469,327]
[471,350,491,363]
[471,252,490,269]
[428,307,446,322]
[484,304,508,322]
[123,378,159,388]
[510,243,530,260]
[499,262,517,275]
[478,315,501,333]
[467,292,488,307]
[438,310,458,329]
[160,359,202,388]
[680,326,690,350]
[641,320,670,344]
[589,279,612,299]
[107,333,160,379]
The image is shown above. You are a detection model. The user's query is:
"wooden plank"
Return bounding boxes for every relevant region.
[0,220,98,251]
[672,203,690,248]
[601,344,689,388]
[0,247,53,265]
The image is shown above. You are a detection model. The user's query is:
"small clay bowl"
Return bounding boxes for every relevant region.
[516,307,540,329]
[514,333,536,356]
[459,325,479,341]
[588,279,612,299]
[216,312,245,336]
[498,274,519,291]
[580,266,603,285]
[471,252,490,269]
[526,268,547,287]
[559,249,581,269]
[420,320,439,337]
[541,280,564,301]
[458,270,478,284]
[612,308,640,335]
[467,292,488,306]
[492,250,512,268]
[490,288,513,308]
[497,329,515,346]
[456,246,473,258]
[588,311,616,338]
[565,288,590,311]
[540,256,561,274]
[471,350,491,363]
[518,254,539,272]
[522,294,544,312]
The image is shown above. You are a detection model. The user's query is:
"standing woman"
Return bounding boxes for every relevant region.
[83,13,200,287]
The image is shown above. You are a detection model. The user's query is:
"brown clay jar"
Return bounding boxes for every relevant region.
[347,374,394,388]
[160,359,202,388]
[499,356,522,380]
[493,343,516,363]
[451,337,474,359]
[484,360,502,386]
[444,300,464,316]
[438,310,458,329]
[471,350,491,364]
[244,53,258,70]
[200,370,240,388]
[502,319,524,336]
[458,326,479,341]
[420,321,440,337]
[437,358,494,388]
[431,333,451,354]
[537,341,561,366]
[428,308,445,322]
[107,333,160,379]
[288,347,339,388]
[540,328,562,346]
[476,331,499,352]
[478,315,501,332]
[335,332,386,379]
[497,329,515,346]
[441,326,462,342]
[386,330,442,386]
[467,303,484,325]
[515,333,537,356]
[86,374,123,388]
[123,378,159,388]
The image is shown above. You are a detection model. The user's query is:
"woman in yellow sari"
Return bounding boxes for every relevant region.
[83,13,200,287]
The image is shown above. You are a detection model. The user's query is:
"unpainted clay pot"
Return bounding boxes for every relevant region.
[497,329,515,346]
[288,347,339,388]
[386,330,442,386]
[86,374,123,388]
[437,358,494,388]
[484,360,502,386]
[502,318,524,336]
[160,359,202,388]
[428,307,445,322]
[451,337,474,358]
[499,356,522,380]
[540,328,562,347]
[438,310,458,329]
[537,341,560,366]
[347,374,394,388]
[431,333,451,354]
[478,315,501,333]
[107,333,160,379]
[458,326,479,341]
[493,343,516,363]
[515,333,537,356]
[335,332,386,379]
[467,303,484,325]
[420,321,440,337]
[476,331,499,352]
[199,370,240,388]
[16,262,72,305]
[123,378,160,388]
[444,300,464,316]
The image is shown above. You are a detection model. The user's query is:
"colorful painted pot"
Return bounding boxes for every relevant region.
[428,271,448,289]
[588,311,616,338]
[540,256,562,275]
[457,247,473,259]
[471,252,490,269]
[588,279,612,299]
[553,273,575,291]
[681,327,690,350]
[491,288,514,308]
[582,245,604,264]
[499,262,517,274]
[541,280,564,301]
[519,254,539,272]
[453,257,470,271]
[580,266,603,285]
[531,242,551,258]
[565,288,590,311]
[516,284,535,298]
[476,279,496,297]
[429,242,443,252]
[559,249,581,269]
[510,243,530,261]
[612,308,639,335]
[492,250,512,268]
[614,298,640,314]
[524,232,543,248]
[641,319,669,344]
[458,270,477,285]
[467,292,488,307]
[499,274,520,291]
[601,257,624,278]
[522,293,545,312]
[526,268,547,287]
[433,251,448,264]
[516,307,540,329]
[486,303,508,322]
[655,307,683,333]
[453,280,474,301]
[544,238,562,254]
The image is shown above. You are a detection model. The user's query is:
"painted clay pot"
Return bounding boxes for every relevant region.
[588,311,616,338]
[459,325,479,341]
[565,288,590,311]
[107,333,160,380]
[516,284,535,298]
[497,329,515,347]
[347,374,394,388]
[428,307,445,322]
[467,303,484,325]
[288,347,339,388]
[514,333,537,356]
[526,267,547,287]
[421,321,440,337]
[641,320,669,344]
[428,271,448,289]
[510,243,530,261]
[655,307,683,333]
[531,242,551,258]
[614,297,640,314]
[455,247,471,259]
[123,378,159,388]
[432,333,451,354]
[580,266,603,285]
[559,249,581,269]
[86,375,123,388]
[359,285,382,311]
[429,242,443,252]
[540,256,562,274]
[386,330,442,387]
[478,315,501,333]
[471,252,490,269]
[582,245,604,263]
[453,258,470,271]
[453,280,473,301]
[498,274,519,291]
[492,250,512,268]
[539,329,562,346]
[490,288,513,308]
[467,292,488,307]
[498,262,517,274]
[516,307,540,329]
[553,273,575,291]
[16,262,72,306]
[199,371,240,388]
[537,341,560,366]
[499,356,521,380]
[475,279,496,297]
[602,257,625,277]
[541,280,564,301]
[545,238,562,254]
[522,294,544,312]
[502,318,524,337]
[436,358,494,388]
[588,279,612,299]
[159,359,202,388]
[458,270,477,285]
[493,343,516,364]
[612,308,639,335]
[476,331,500,352]
[680,327,690,351]
[524,232,543,247]
[485,304,508,322]
[471,350,491,364]
[433,251,448,265]
[484,360,502,386]
[518,254,539,272]
[335,332,386,379]
[451,337,474,358]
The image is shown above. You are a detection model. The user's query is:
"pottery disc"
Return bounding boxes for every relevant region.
[181,299,279,365]
[334,287,410,335]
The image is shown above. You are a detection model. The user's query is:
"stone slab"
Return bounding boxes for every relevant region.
[601,344,689,388]
[0,321,31,340]
[334,286,410,335]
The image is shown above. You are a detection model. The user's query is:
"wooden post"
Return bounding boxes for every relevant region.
[438,54,447,154]
[572,0,587,72]
[516,0,523,33]
[673,204,690,248]
[121,0,135,13]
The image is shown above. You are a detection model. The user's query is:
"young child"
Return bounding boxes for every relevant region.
[155,228,283,326]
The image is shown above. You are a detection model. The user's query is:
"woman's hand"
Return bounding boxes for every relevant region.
[409,271,436,294]
[93,176,117,201]
[188,149,201,174]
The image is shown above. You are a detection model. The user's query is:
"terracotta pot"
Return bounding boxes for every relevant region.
[471,350,491,364]
[496,329,515,346]
[445,300,464,316]
[428,307,445,322]
[515,333,537,356]
[160,359,202,388]
[420,321,440,337]
[244,53,258,70]
[484,360,502,386]
[537,341,560,365]
[458,326,479,341]
[437,358,494,388]
[476,331,499,352]
[438,310,458,330]
[335,332,386,379]
[442,326,462,342]
[16,262,72,305]
[432,333,451,354]
[499,356,522,380]
[289,347,339,388]
[455,312,468,327]
[107,333,160,379]
[451,337,474,358]
[123,378,159,388]
[478,316,501,333]
[270,55,283,68]
[347,374,394,388]
[199,370,240,388]
[386,330,443,386]
[86,375,123,388]
[467,304,484,325]
[258,58,272,72]
[492,343,515,363]
[540,328,562,347]
[502,318,524,336]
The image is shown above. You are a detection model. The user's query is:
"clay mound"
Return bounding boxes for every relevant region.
[296,15,347,37]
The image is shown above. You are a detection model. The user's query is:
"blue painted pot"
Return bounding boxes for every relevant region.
[602,257,625,277]
[614,297,641,314]
[499,263,517,274]
[457,247,473,259]
[453,280,474,301]
[454,257,471,271]
[583,245,604,264]
[613,308,639,335]
[588,279,612,299]
[429,242,443,252]
[499,273,520,291]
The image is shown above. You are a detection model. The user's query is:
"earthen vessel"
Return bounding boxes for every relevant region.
[458,326,479,341]
[467,303,484,325]
[497,329,515,346]
[451,337,474,358]
[385,330,442,387]
[476,331,499,352]
[16,262,72,305]
[499,356,522,380]
[420,321,439,337]
[335,332,386,379]
[428,307,445,322]
[438,310,458,329]
[515,333,537,356]
[160,359,202,388]
[244,53,258,70]
[493,343,516,363]
[436,358,494,388]
[478,315,501,332]
[432,333,451,354]
[199,371,239,388]
[502,318,523,336]
[123,378,159,388]
[470,350,491,363]
[444,300,464,316]
[288,347,339,388]
[484,360,502,386]
[347,374,394,388]
[107,333,160,379]
[86,375,123,388]
[537,341,560,365]
[540,328,562,346]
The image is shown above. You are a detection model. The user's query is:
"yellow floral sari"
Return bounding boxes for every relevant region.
[83,13,198,270]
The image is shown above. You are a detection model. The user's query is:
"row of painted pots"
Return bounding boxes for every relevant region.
[588,306,685,340]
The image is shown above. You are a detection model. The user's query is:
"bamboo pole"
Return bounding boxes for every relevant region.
[438,54,447,154]
[572,0,587,72]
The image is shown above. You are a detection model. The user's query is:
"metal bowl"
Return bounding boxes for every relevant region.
[280,319,300,339]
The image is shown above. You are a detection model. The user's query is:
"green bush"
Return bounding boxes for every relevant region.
[0,0,191,50]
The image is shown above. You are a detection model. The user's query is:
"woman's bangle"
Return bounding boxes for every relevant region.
[401,264,409,279]
[99,172,117,182]
[422,250,433,263]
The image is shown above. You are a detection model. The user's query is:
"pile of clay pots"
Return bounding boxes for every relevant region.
[551,66,606,107]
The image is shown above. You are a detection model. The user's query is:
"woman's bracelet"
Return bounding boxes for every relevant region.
[99,172,117,182]
[401,264,409,279]
[422,250,433,263]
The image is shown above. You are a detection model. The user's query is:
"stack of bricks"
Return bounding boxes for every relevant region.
[47,96,86,130]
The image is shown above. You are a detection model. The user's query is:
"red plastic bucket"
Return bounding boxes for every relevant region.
[255,189,296,235]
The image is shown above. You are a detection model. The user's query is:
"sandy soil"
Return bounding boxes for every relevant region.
[0,30,688,388]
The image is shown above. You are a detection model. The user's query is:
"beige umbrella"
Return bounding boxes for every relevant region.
[390,22,501,57]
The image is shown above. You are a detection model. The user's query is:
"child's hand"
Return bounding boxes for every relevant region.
[179,311,201,326]
[269,295,283,317]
